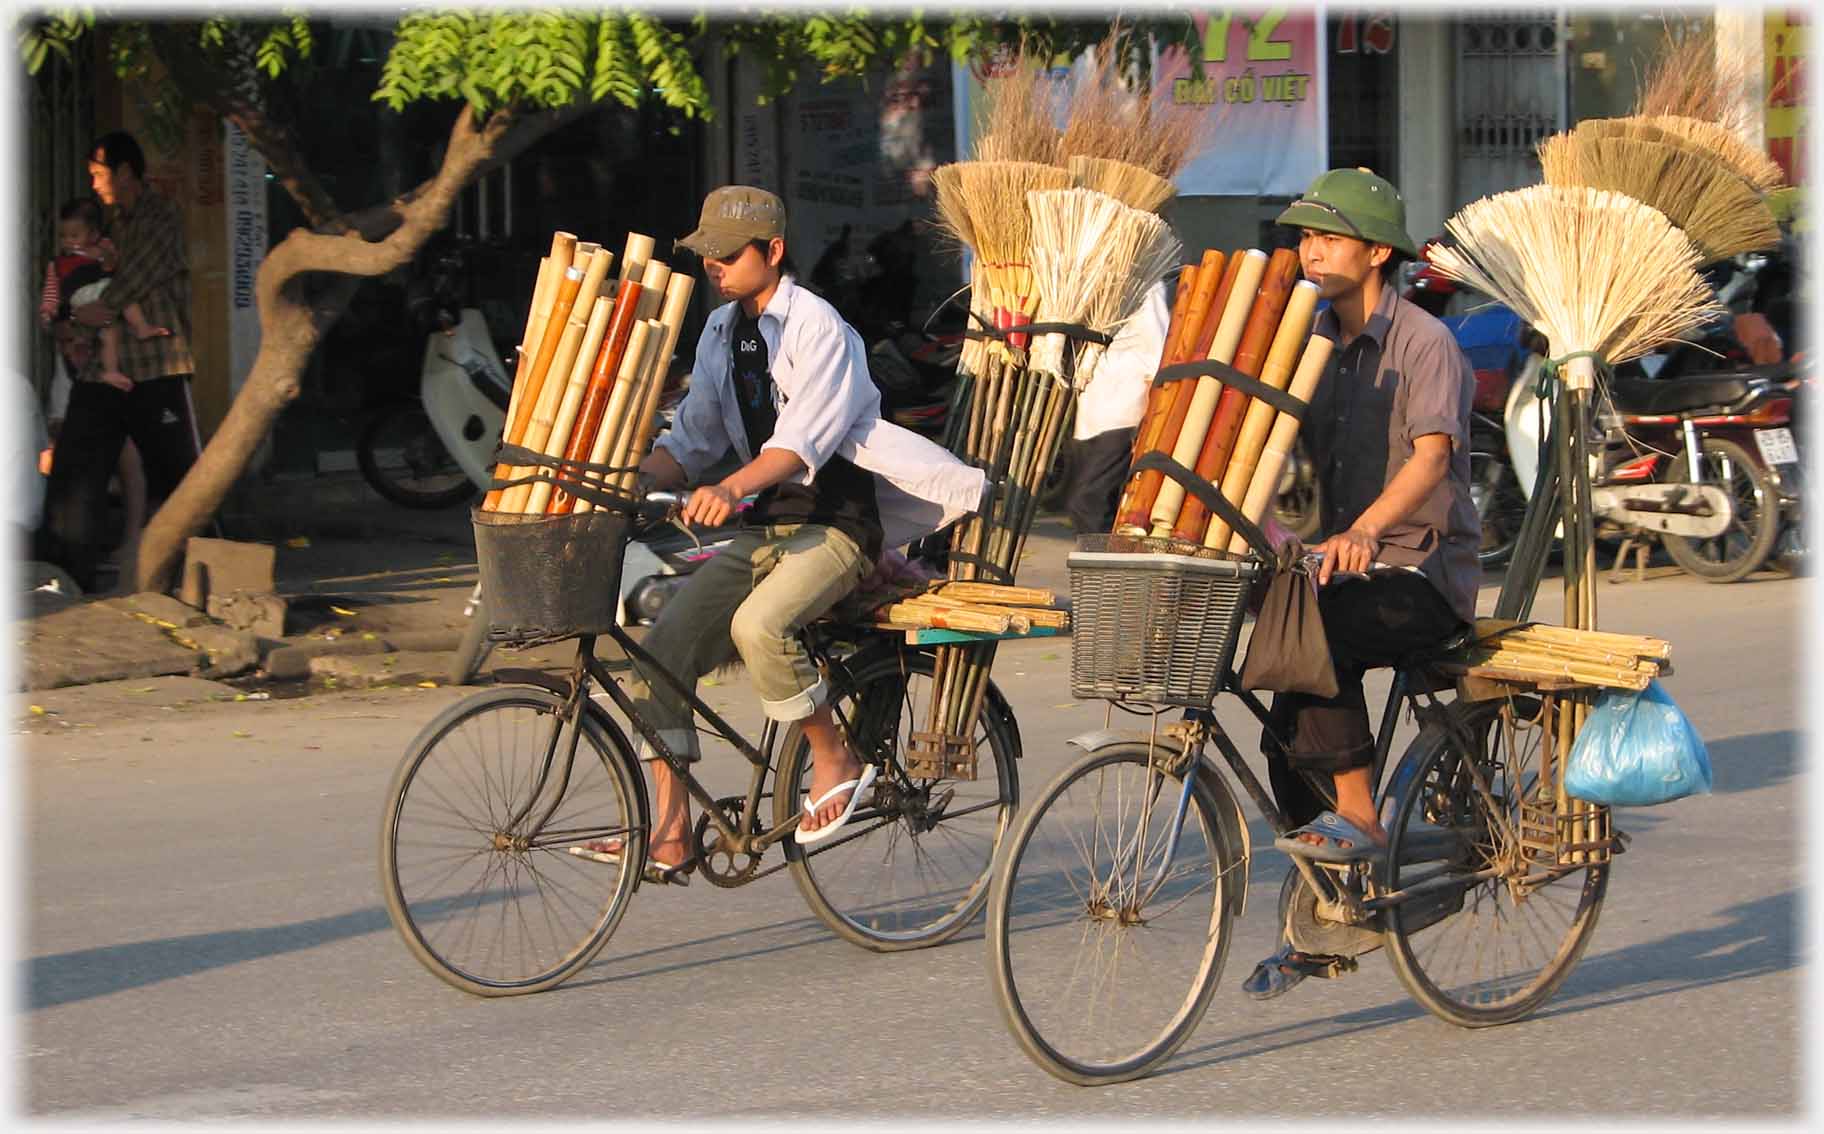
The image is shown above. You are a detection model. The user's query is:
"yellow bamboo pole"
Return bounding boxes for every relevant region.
[522,295,615,516]
[612,273,696,495]
[1206,280,1321,548]
[1229,334,1337,553]
[1150,249,1269,537]
[570,320,657,514]
[500,248,616,512]
[483,258,583,511]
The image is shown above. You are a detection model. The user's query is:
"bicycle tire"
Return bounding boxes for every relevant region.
[988,744,1235,1085]
[775,649,1018,952]
[1382,696,1608,1027]
[358,401,477,510]
[380,687,645,996]
[1660,436,1781,582]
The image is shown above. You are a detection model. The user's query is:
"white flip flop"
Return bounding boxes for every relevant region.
[793,763,880,846]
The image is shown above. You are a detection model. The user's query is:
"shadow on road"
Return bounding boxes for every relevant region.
[1156,888,1797,1078]
[1702,730,1799,795]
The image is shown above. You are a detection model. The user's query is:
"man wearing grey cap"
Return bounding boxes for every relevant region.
[571,187,984,883]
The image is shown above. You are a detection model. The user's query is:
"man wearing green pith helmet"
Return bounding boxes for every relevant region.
[1242,168,1482,1000]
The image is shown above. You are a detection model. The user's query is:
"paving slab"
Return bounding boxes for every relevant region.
[17,601,203,692]
[307,650,450,689]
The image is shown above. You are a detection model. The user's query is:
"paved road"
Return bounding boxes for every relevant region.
[19,535,1809,1120]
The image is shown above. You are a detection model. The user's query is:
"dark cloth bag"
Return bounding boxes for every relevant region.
[1239,542,1339,699]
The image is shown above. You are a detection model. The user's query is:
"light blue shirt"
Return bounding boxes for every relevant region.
[657,275,985,548]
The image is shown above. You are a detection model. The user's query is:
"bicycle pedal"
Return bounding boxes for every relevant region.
[1290,953,1358,980]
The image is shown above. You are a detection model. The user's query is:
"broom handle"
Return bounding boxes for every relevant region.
[1172,249,1300,542]
[543,279,645,514]
[523,296,615,516]
[1229,335,1336,552]
[1150,250,1269,537]
[1116,250,1239,533]
[1208,281,1321,548]
[483,263,584,510]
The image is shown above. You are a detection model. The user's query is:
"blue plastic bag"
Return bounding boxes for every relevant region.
[1564,680,1713,807]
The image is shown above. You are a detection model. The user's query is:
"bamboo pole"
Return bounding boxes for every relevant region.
[1149,249,1269,537]
[542,278,646,514]
[521,295,615,515]
[609,273,697,495]
[618,232,655,288]
[557,319,656,513]
[510,252,559,399]
[483,260,586,510]
[932,581,1058,606]
[1229,334,1337,552]
[500,248,616,512]
[1208,280,1320,548]
[1172,248,1300,542]
[1116,250,1235,532]
[1121,250,1246,531]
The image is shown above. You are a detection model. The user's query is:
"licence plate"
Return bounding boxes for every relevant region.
[1756,427,1799,466]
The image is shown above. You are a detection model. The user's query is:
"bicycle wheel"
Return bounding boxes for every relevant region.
[776,649,1018,952]
[358,401,476,510]
[1382,696,1609,1027]
[988,744,1235,1085]
[448,586,494,686]
[380,687,645,996]
[1661,436,1781,582]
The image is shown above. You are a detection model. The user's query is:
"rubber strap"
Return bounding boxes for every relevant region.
[1152,360,1309,420]
[1129,451,1274,559]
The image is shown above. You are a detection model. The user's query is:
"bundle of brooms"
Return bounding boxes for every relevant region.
[1426,182,1722,862]
[911,40,1203,778]
[479,229,696,517]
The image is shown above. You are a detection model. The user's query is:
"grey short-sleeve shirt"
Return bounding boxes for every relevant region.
[1305,283,1482,623]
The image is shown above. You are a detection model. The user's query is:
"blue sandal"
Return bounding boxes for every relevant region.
[1273,810,1387,863]
[1241,944,1311,1000]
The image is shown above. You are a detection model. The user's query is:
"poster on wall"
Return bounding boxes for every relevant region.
[1157,9,1329,197]
[1765,9,1807,188]
[224,122,267,398]
[782,53,956,317]
[950,9,1328,200]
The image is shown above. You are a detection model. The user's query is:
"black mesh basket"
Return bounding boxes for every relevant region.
[1068,533,1263,707]
[472,507,631,645]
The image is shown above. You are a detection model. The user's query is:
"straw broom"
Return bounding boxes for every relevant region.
[1208,279,1321,549]
[1171,247,1300,542]
[1631,23,1759,141]
[1068,155,1175,214]
[953,161,1074,350]
[1116,249,1241,532]
[1229,334,1335,551]
[1061,32,1210,182]
[1149,249,1268,537]
[1582,114,1785,196]
[1538,130,1780,263]
[973,52,1064,166]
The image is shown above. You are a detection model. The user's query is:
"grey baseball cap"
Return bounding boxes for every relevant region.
[676,185,787,260]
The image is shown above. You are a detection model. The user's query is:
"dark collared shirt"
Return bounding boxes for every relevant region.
[84,188,194,383]
[1306,282,1481,622]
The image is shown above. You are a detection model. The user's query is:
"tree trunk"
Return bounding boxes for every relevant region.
[127,101,577,593]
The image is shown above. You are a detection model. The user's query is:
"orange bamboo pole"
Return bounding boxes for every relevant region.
[1171,248,1301,542]
[611,274,697,494]
[1149,249,1269,537]
[1115,249,1237,533]
[482,260,585,510]
[544,278,646,514]
[1207,279,1320,548]
[522,294,615,515]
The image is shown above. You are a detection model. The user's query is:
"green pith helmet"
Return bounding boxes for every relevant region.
[1276,167,1420,257]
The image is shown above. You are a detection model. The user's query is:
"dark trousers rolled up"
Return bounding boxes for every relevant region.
[1065,427,1137,535]
[1261,569,1467,829]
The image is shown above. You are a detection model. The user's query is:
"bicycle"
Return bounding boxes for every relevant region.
[986,537,1616,1085]
[380,493,1021,996]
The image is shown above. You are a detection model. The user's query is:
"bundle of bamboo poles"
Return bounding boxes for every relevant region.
[1461,621,1671,692]
[876,581,1070,636]
[477,230,696,516]
[1111,246,1331,551]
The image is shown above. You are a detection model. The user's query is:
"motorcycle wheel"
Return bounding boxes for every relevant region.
[448,589,494,686]
[1274,438,1324,542]
[1470,441,1527,566]
[1660,437,1782,583]
[358,401,477,510]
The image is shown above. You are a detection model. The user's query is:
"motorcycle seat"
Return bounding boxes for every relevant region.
[1608,376,1753,415]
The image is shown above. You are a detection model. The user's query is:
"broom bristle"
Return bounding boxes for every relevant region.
[1069,155,1177,213]
[1425,184,1722,366]
[1061,33,1211,181]
[1027,186,1180,382]
[954,160,1074,303]
[930,162,978,254]
[974,52,1064,166]
[1638,115,1786,194]
[1632,23,1759,140]
[1540,131,1780,263]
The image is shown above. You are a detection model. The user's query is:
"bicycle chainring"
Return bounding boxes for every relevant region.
[693,796,766,888]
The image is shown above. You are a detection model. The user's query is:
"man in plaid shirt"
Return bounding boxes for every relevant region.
[45,131,204,592]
